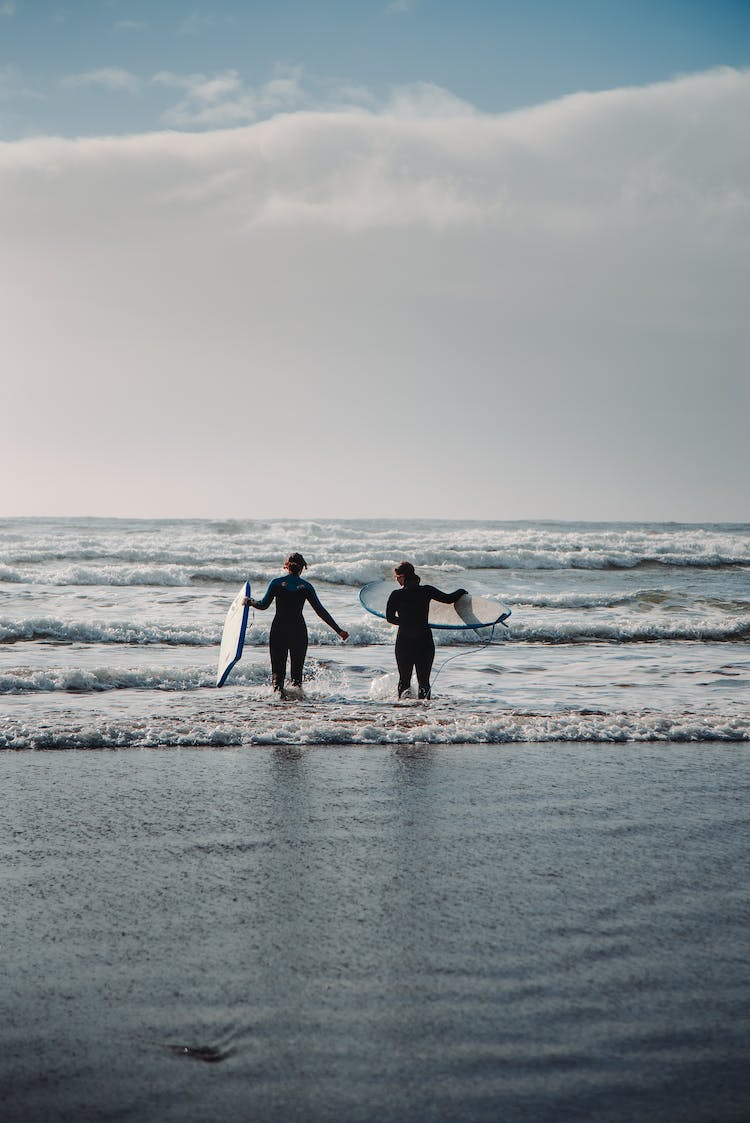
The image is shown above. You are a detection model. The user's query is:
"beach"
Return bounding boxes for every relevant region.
[2,743,749,1122]
[2,517,749,1119]
[4,0,749,1111]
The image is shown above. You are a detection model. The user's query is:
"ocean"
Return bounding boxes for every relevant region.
[1,517,749,747]
[2,517,749,1121]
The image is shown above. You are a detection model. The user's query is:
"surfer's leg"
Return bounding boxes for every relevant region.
[415,633,435,699]
[289,621,308,687]
[395,632,414,697]
[269,622,288,692]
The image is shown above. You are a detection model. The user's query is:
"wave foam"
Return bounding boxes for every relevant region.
[0,664,269,694]
[1,706,747,749]
[3,521,749,580]
[512,619,750,643]
[1,613,746,649]
[0,618,216,646]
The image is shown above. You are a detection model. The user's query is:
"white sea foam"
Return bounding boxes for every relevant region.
[370,672,400,700]
[0,664,260,694]
[0,617,217,646]
[2,520,749,576]
[1,613,744,649]
[1,706,748,749]
[513,590,668,608]
[508,619,750,643]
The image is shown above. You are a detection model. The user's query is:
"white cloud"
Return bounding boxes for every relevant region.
[61,67,141,93]
[1,3,16,17]
[1,68,748,519]
[149,67,468,130]
[153,65,306,126]
[152,68,245,100]
[5,68,747,242]
[384,81,476,119]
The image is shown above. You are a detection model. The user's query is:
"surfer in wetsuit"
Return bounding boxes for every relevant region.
[386,561,467,699]
[245,553,348,697]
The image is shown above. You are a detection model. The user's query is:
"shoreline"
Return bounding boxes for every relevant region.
[3,743,749,1121]
[3,713,749,749]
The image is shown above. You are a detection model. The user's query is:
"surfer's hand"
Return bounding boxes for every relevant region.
[243,597,255,607]
[338,629,349,641]
[456,589,468,598]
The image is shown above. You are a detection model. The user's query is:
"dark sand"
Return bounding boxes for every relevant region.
[2,743,749,1122]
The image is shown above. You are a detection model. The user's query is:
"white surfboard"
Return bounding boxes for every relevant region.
[359,581,511,630]
[216,581,251,687]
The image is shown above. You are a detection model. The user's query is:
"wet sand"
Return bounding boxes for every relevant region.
[2,743,749,1122]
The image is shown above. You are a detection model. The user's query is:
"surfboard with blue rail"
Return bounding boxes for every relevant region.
[216,581,251,686]
[359,581,511,630]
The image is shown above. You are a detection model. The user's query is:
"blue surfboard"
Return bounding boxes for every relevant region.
[216,581,251,687]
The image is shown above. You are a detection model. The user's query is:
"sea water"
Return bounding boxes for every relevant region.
[1,517,748,747]
[2,517,750,1122]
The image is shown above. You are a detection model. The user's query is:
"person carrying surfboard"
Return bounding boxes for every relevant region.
[245,553,348,698]
[386,561,467,700]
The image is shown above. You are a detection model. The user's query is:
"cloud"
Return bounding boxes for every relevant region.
[153,64,306,126]
[1,3,16,17]
[384,81,476,119]
[150,67,469,129]
[61,67,141,93]
[114,19,147,32]
[4,68,747,236]
[1,68,748,519]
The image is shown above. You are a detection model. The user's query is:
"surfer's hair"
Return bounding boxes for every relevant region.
[394,560,419,582]
[285,552,307,575]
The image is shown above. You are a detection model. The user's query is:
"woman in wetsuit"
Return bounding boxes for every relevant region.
[386,561,467,699]
[247,553,348,696]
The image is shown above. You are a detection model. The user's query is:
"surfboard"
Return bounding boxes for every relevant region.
[216,581,251,687]
[359,581,511,630]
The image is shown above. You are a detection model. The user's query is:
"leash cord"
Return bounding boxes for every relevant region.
[430,623,501,691]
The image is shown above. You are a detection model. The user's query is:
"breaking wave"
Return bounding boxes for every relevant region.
[1,615,747,650]
[1,706,747,749]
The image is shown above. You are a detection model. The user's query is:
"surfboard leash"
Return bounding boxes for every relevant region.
[430,622,504,691]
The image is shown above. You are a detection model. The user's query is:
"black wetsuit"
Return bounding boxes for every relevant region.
[255,575,340,690]
[386,579,466,698]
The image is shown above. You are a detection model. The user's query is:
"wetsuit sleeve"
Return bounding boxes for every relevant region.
[424,585,467,604]
[386,592,400,625]
[253,580,278,610]
[305,585,342,633]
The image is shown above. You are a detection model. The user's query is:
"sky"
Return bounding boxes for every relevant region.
[2,1,749,521]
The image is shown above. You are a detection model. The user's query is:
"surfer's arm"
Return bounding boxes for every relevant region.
[248,580,277,610]
[385,592,400,625]
[306,587,349,640]
[426,585,468,604]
